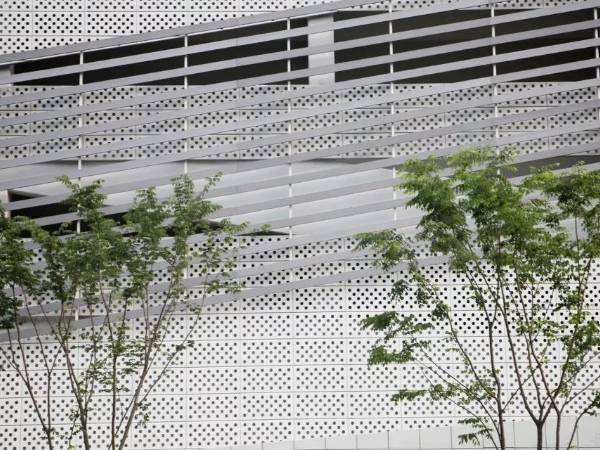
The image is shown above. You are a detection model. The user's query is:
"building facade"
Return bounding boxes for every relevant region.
[1,0,600,448]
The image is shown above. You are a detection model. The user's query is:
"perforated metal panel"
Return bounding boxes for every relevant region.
[1,0,600,448]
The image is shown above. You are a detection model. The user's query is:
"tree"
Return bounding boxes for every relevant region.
[356,148,600,450]
[0,174,242,450]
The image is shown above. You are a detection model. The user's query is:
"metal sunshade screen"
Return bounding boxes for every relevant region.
[1,0,600,313]
[0,0,598,311]
[1,0,600,447]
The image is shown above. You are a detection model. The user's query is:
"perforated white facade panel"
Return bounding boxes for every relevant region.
[2,0,600,448]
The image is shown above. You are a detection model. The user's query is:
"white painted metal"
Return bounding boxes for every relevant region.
[1,0,600,449]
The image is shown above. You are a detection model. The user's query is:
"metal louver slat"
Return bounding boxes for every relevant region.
[3,16,599,149]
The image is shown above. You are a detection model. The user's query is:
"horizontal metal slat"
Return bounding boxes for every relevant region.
[2,36,597,171]
[0,1,591,107]
[13,141,599,318]
[1,1,591,129]
[6,57,595,207]
[22,77,600,225]
[3,57,598,192]
[28,111,600,231]
[3,16,598,150]
[0,0,381,65]
[0,0,524,85]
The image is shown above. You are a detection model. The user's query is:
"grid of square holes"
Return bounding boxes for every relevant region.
[1,236,600,449]
[1,0,600,447]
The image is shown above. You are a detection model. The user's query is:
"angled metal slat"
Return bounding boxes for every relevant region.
[2,54,598,193]
[6,56,596,208]
[0,0,381,65]
[1,2,595,110]
[2,36,597,173]
[0,0,514,105]
[21,76,600,226]
[25,115,600,235]
[0,0,528,86]
[1,1,592,128]
[12,137,600,319]
[3,17,598,150]
[0,0,592,130]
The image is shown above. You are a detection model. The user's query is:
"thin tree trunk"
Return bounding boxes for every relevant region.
[498,419,506,450]
[555,413,561,450]
[111,353,118,450]
[537,423,544,450]
[46,371,53,450]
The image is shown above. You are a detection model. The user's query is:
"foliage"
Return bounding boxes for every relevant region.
[0,174,242,450]
[356,148,600,450]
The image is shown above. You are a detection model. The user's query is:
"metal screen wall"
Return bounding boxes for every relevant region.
[1,0,600,448]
